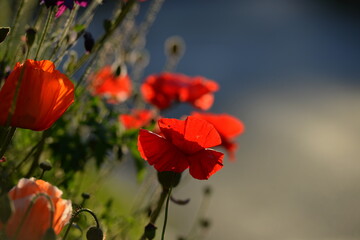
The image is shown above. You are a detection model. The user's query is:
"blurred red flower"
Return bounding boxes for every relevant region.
[137,116,224,180]
[119,109,154,130]
[90,66,132,104]
[0,60,74,131]
[192,112,245,160]
[141,73,218,110]
[3,178,72,240]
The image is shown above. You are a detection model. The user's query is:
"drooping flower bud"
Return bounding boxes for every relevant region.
[86,226,104,240]
[84,31,95,53]
[144,223,157,240]
[25,28,37,48]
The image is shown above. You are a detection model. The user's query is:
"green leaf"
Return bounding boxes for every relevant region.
[73,24,86,33]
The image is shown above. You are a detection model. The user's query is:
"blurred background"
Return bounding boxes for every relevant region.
[99,0,360,239]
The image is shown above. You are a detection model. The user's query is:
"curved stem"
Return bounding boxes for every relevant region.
[14,193,54,240]
[62,208,100,240]
[35,7,55,60]
[161,187,172,240]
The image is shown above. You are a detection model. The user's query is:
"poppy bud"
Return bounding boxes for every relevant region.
[0,194,13,224]
[164,36,185,58]
[25,28,37,48]
[84,32,95,53]
[199,219,211,229]
[103,19,112,33]
[42,228,56,240]
[43,0,58,8]
[82,192,91,200]
[144,223,157,240]
[86,226,104,240]
[157,171,181,190]
[203,186,212,196]
[0,27,10,44]
[39,161,52,171]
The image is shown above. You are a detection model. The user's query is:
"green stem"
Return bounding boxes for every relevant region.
[0,127,16,159]
[68,0,137,77]
[140,189,169,240]
[25,130,50,178]
[2,0,26,61]
[62,208,100,240]
[161,187,172,240]
[34,7,55,60]
[50,6,78,61]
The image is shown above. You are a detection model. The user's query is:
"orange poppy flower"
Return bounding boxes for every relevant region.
[141,73,218,110]
[0,60,74,131]
[90,66,132,104]
[3,178,72,240]
[192,112,245,161]
[119,109,154,130]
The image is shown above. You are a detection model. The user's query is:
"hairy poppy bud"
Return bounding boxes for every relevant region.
[157,171,181,190]
[84,32,95,53]
[86,226,104,240]
[164,36,185,58]
[203,186,212,196]
[42,228,56,240]
[39,161,52,171]
[199,219,211,229]
[82,193,91,200]
[26,28,37,48]
[42,0,58,8]
[0,27,10,44]
[144,223,157,240]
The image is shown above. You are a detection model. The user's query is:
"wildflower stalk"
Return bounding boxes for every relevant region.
[0,127,16,159]
[10,135,45,175]
[2,0,26,61]
[25,129,50,178]
[34,7,55,60]
[140,189,169,240]
[0,47,30,158]
[68,0,137,77]
[62,208,100,240]
[161,187,172,240]
[50,6,78,61]
[14,193,55,240]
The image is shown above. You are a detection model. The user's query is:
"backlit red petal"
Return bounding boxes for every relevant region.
[188,149,224,180]
[138,129,189,172]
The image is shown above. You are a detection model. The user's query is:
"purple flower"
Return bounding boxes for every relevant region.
[40,0,89,17]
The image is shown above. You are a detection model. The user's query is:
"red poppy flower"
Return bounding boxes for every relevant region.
[137,116,224,180]
[141,73,218,110]
[119,109,154,130]
[90,66,132,104]
[0,60,74,131]
[192,112,245,161]
[2,178,72,240]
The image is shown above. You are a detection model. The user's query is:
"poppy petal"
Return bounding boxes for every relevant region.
[188,149,224,180]
[158,116,222,154]
[138,129,189,172]
[192,112,244,139]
